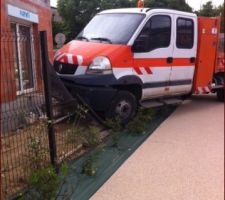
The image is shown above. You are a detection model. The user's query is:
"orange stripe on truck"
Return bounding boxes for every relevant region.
[132,58,194,68]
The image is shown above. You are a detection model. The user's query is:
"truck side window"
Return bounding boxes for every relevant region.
[176,18,194,49]
[132,15,171,52]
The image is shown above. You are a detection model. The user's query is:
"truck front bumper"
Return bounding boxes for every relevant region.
[59,74,118,112]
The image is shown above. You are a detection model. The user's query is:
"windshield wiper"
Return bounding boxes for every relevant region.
[91,37,112,44]
[77,36,89,41]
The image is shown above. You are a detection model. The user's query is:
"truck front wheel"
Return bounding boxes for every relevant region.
[217,89,224,102]
[106,91,137,124]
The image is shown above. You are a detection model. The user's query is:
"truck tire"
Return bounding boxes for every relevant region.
[214,74,224,102]
[217,89,224,102]
[106,91,137,124]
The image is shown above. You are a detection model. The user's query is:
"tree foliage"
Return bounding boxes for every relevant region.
[217,3,224,33]
[144,0,192,12]
[57,0,99,40]
[198,1,217,16]
[198,1,224,32]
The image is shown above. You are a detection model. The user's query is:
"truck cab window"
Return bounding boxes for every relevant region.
[176,18,194,49]
[133,15,171,52]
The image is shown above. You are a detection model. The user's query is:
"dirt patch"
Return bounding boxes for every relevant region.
[1,120,97,200]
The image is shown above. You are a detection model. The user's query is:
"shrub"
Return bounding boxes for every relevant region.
[126,108,155,135]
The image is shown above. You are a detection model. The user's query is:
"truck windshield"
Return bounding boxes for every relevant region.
[77,13,145,45]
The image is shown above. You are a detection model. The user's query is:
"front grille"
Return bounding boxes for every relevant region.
[54,61,78,75]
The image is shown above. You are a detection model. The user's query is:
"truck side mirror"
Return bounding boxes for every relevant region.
[132,35,149,53]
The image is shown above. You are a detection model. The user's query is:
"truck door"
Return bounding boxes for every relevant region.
[132,14,173,100]
[169,15,197,95]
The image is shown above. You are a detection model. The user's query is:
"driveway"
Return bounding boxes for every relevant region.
[91,95,224,200]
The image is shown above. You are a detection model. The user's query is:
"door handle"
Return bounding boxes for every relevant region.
[190,57,196,63]
[167,57,173,64]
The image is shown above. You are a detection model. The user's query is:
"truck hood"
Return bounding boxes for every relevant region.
[54,40,133,67]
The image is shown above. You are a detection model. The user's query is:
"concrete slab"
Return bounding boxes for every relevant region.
[91,95,224,200]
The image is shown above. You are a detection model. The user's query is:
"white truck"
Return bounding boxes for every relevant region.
[54,8,224,123]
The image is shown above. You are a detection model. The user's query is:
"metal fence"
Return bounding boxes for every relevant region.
[0,30,81,200]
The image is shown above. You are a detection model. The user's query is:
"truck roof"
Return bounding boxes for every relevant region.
[100,8,197,18]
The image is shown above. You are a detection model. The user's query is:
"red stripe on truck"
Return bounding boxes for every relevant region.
[144,67,152,74]
[134,67,143,75]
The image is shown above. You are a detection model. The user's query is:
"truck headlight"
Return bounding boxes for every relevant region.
[87,56,112,74]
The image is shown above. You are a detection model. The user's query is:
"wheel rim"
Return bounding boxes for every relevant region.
[115,100,132,120]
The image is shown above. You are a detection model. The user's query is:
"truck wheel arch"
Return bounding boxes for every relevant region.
[114,75,143,101]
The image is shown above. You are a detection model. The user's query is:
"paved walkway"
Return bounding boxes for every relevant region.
[91,95,224,200]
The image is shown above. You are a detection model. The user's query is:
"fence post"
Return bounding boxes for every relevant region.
[40,31,57,168]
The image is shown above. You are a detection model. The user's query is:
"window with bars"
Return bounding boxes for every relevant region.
[10,23,35,94]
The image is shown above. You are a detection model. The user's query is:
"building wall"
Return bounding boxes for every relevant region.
[1,0,53,102]
[51,6,63,23]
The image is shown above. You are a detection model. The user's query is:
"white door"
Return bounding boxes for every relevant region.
[169,15,197,95]
[132,14,174,100]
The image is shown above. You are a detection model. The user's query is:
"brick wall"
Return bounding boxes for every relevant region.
[1,0,53,102]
